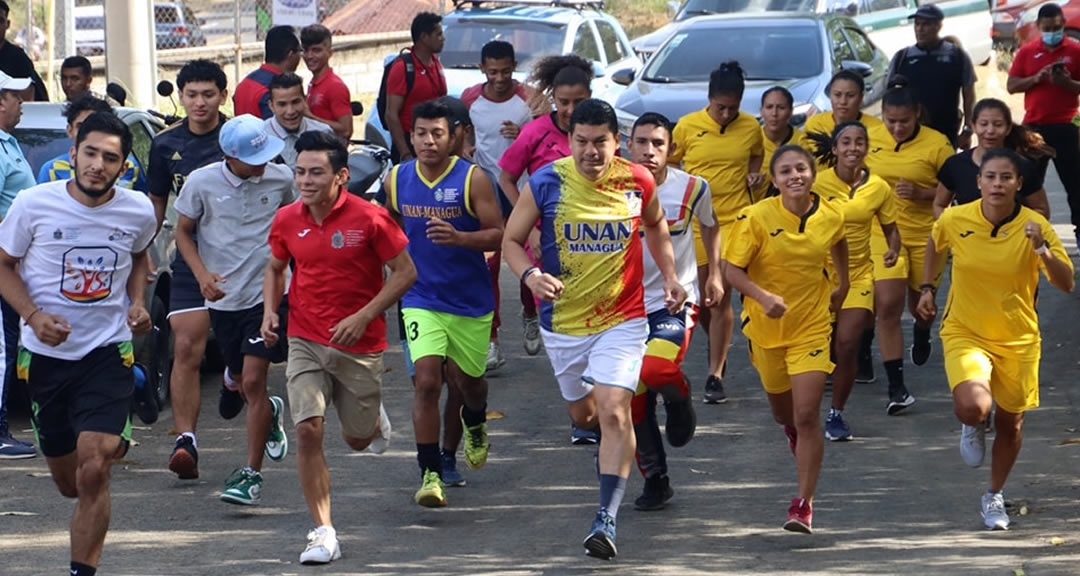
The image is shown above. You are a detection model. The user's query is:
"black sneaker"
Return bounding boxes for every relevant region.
[703,375,727,404]
[634,474,674,511]
[855,353,875,383]
[168,435,199,479]
[219,383,244,420]
[910,327,933,366]
[665,395,697,448]
[132,363,159,425]
[886,387,916,416]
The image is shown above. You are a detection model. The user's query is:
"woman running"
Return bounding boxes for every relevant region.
[916,148,1074,530]
[671,61,764,404]
[807,122,901,441]
[803,70,885,165]
[865,77,954,415]
[757,86,805,200]
[935,98,1052,219]
[723,145,849,533]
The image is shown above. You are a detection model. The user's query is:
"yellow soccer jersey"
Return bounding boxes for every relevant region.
[757,125,806,201]
[933,201,1072,353]
[672,109,764,224]
[801,112,885,170]
[866,124,953,242]
[815,167,897,279]
[722,194,845,349]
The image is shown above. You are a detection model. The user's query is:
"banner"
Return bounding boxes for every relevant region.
[272,0,318,28]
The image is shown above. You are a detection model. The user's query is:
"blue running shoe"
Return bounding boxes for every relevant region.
[824,410,852,441]
[441,450,466,487]
[571,426,599,445]
[583,510,617,560]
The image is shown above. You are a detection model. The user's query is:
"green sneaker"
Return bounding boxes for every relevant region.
[266,396,288,461]
[221,466,263,506]
[460,408,489,470]
[414,469,447,508]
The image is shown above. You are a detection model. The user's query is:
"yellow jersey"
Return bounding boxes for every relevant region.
[757,125,806,202]
[801,112,885,170]
[932,201,1071,355]
[672,109,764,224]
[866,124,953,243]
[815,167,897,279]
[723,194,845,348]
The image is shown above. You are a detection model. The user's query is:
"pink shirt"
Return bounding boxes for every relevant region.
[497,113,569,180]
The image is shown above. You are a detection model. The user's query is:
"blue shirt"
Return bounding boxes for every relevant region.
[37,152,147,192]
[0,129,37,219]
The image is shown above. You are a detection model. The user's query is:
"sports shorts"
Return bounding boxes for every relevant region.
[542,318,648,402]
[747,337,834,395]
[943,335,1040,414]
[208,297,289,376]
[401,308,492,378]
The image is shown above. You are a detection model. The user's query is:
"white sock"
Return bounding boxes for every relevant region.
[223,367,238,391]
[179,432,197,449]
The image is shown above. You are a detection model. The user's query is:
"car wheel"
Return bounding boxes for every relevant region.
[150,295,173,407]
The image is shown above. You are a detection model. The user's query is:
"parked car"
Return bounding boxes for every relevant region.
[364,0,642,150]
[613,12,890,141]
[74,1,208,56]
[633,0,993,65]
[992,0,1034,48]
[1015,0,1079,47]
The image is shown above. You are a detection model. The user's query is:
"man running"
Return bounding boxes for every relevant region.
[502,99,686,559]
[174,115,293,505]
[0,112,157,576]
[382,100,502,508]
[264,72,333,170]
[626,113,722,510]
[263,131,414,564]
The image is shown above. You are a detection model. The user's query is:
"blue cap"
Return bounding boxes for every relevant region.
[219,114,285,165]
[909,4,944,20]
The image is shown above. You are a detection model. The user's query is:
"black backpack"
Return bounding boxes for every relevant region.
[376,48,416,127]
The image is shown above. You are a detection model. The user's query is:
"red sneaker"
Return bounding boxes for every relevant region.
[783,498,813,534]
[784,425,798,456]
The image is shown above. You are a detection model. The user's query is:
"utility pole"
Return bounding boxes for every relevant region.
[104,0,155,107]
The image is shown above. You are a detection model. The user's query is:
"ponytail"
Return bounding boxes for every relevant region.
[709,61,745,99]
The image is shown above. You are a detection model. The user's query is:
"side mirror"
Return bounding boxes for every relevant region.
[592,61,606,79]
[667,0,681,18]
[841,60,874,78]
[106,82,127,106]
[612,68,636,86]
[156,80,175,97]
[351,101,364,116]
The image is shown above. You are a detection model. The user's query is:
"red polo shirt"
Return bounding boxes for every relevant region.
[307,67,352,125]
[386,48,447,133]
[1009,37,1080,125]
[268,190,408,354]
[233,63,282,119]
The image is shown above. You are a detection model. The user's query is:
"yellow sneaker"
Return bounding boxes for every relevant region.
[460,408,489,470]
[414,469,447,508]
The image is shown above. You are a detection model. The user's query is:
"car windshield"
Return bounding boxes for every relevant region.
[12,128,71,176]
[676,0,818,20]
[441,20,566,70]
[643,24,823,82]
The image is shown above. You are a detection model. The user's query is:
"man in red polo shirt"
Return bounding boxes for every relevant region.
[262,131,415,565]
[1008,1,1080,249]
[234,25,301,119]
[301,24,353,140]
[384,11,447,163]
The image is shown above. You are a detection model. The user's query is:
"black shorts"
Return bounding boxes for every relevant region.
[169,251,206,315]
[209,297,289,375]
[21,343,135,458]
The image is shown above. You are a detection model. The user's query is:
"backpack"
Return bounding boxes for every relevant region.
[376,48,416,127]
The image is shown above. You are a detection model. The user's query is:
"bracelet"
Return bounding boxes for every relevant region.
[521,266,539,283]
[26,308,40,323]
[1034,243,1050,256]
[919,283,936,294]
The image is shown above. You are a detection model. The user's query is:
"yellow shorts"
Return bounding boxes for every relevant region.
[841,270,875,312]
[870,230,944,291]
[694,219,734,268]
[747,338,835,395]
[943,336,1040,414]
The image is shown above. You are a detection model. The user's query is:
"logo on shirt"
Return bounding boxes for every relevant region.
[331,230,345,249]
[53,228,63,239]
[736,214,747,221]
[107,228,134,241]
[564,220,634,254]
[625,190,643,217]
[860,290,871,297]
[808,349,824,357]
[298,229,312,237]
[61,247,118,303]
[171,151,182,161]
[871,147,883,154]
[769,228,784,237]
[959,230,975,238]
[696,130,708,138]
[434,188,460,204]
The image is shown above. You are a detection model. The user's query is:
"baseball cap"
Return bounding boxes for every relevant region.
[909,4,945,20]
[436,96,473,129]
[0,71,32,92]
[219,114,285,165]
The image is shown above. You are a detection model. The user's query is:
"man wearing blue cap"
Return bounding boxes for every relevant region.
[174,114,295,506]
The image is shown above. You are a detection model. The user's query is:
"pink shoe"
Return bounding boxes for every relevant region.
[783,498,813,534]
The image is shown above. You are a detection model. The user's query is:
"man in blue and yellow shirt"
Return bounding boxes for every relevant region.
[37,95,145,192]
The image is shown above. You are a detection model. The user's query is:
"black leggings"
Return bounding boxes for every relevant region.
[1031,122,1080,235]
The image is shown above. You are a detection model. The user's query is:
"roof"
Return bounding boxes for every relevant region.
[446,4,599,24]
[323,0,442,36]
[675,11,831,28]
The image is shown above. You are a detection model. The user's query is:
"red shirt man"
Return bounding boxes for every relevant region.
[301,24,353,139]
[1009,34,1080,124]
[385,12,447,162]
[234,25,301,119]
[387,52,447,139]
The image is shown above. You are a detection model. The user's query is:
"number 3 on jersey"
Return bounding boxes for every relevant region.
[408,321,420,341]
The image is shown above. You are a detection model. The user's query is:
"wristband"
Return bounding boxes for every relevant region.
[26,308,40,323]
[919,283,936,294]
[1034,243,1049,256]
[521,266,539,282]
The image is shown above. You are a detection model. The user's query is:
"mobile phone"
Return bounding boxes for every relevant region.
[1053,59,1066,72]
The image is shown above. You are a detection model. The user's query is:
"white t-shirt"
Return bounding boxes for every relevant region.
[642,167,715,313]
[0,180,156,360]
[461,83,534,185]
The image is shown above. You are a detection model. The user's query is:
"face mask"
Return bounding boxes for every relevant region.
[1043,30,1064,46]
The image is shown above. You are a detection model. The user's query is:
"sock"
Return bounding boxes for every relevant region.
[223,367,238,391]
[860,328,875,358]
[70,562,96,576]
[829,408,841,418]
[461,403,487,428]
[884,359,904,394]
[416,443,442,477]
[914,325,931,344]
[179,432,197,449]
[598,474,628,519]
[988,488,999,495]
[440,447,455,459]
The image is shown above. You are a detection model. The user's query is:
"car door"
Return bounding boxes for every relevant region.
[592,17,641,102]
[842,24,889,107]
[570,20,612,101]
[828,19,880,112]
[855,0,918,60]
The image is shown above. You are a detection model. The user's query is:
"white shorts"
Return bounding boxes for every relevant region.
[541,318,648,402]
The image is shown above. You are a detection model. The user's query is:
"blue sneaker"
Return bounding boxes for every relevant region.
[571,426,599,445]
[824,410,852,441]
[441,450,466,487]
[583,510,617,560]
[0,430,36,459]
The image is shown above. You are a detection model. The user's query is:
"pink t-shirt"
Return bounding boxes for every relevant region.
[497,113,569,180]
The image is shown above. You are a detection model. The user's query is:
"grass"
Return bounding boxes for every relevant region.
[605,0,671,39]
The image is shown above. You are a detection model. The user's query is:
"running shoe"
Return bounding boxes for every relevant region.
[460,408,489,470]
[265,396,288,461]
[783,498,813,534]
[415,469,447,507]
[168,435,199,479]
[0,429,36,459]
[784,425,798,456]
[485,341,506,373]
[583,510,618,560]
[824,411,852,442]
[132,363,159,425]
[221,466,263,505]
[960,424,986,468]
[571,426,599,445]
[981,491,1010,530]
[218,382,244,420]
[367,404,392,454]
[441,451,466,487]
[855,351,876,384]
[634,474,674,511]
[300,526,342,565]
[703,375,727,404]
[910,327,933,366]
[523,314,542,356]
[664,393,697,448]
[886,387,916,416]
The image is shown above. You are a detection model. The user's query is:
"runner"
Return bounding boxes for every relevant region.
[0,112,157,576]
[723,144,849,534]
[671,61,764,404]
[264,72,333,170]
[147,59,231,480]
[934,98,1052,219]
[865,78,954,415]
[757,86,804,200]
[382,100,502,508]
[916,148,1074,530]
[37,94,145,191]
[173,115,293,505]
[502,99,687,559]
[806,122,901,441]
[263,131,412,563]
[626,112,722,511]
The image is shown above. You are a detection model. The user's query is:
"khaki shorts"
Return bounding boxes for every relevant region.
[747,337,834,395]
[285,338,382,440]
[943,336,1040,414]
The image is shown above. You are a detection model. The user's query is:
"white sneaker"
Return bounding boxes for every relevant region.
[523,315,542,356]
[367,404,391,454]
[981,491,1010,530]
[486,340,505,372]
[960,424,986,468]
[300,525,342,564]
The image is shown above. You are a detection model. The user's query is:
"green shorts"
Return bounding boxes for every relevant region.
[401,308,493,378]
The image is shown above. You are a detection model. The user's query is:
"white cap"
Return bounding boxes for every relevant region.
[0,71,32,92]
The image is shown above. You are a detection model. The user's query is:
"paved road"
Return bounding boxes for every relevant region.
[2,161,1079,575]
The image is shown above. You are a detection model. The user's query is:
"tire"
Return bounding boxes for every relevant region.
[148,295,173,407]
